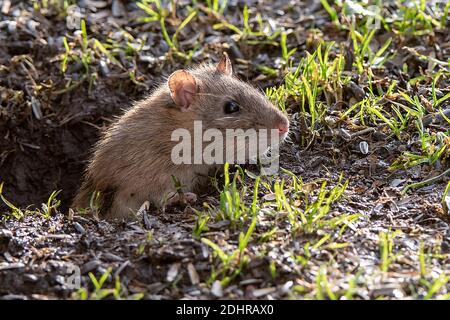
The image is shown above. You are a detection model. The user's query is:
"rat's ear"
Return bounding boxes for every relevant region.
[168,70,198,111]
[216,52,233,76]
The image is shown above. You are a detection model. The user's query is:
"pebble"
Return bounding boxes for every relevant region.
[239,279,262,285]
[73,222,86,235]
[81,260,101,274]
[26,20,39,34]
[31,97,43,120]
[101,252,123,262]
[371,287,405,299]
[23,274,39,283]
[279,281,293,295]
[187,263,199,285]
[166,263,180,282]
[112,0,126,17]
[0,229,13,239]
[0,262,25,271]
[339,128,352,141]
[359,141,369,154]
[211,280,223,298]
[99,59,110,76]
[252,287,277,298]
[7,20,16,33]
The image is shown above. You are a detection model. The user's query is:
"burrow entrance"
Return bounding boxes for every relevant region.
[0,89,134,212]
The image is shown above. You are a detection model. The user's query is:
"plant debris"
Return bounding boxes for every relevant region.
[1,0,449,300]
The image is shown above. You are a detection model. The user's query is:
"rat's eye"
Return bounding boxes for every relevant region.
[224,101,240,114]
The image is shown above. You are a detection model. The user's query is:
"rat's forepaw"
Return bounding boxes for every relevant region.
[183,192,198,204]
[166,192,197,207]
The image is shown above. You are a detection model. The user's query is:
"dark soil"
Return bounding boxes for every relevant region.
[0,0,449,299]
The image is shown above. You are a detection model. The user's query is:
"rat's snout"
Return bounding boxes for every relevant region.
[273,113,290,134]
[277,122,289,133]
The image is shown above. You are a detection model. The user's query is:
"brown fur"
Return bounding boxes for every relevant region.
[72,58,289,219]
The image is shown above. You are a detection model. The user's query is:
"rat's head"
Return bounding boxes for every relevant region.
[167,53,290,140]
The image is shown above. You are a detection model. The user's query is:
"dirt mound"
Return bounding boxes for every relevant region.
[0,95,127,210]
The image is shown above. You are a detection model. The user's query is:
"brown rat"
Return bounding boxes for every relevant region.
[72,53,289,218]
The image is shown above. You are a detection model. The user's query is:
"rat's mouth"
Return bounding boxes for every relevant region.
[278,130,289,141]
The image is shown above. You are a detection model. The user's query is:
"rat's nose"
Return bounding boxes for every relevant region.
[272,112,289,134]
[278,124,289,133]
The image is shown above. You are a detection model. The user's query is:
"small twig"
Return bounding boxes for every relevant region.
[80,120,103,130]
[402,167,450,195]
[351,127,376,138]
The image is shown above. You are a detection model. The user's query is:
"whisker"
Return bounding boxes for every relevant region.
[195,93,230,99]
[214,117,238,121]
